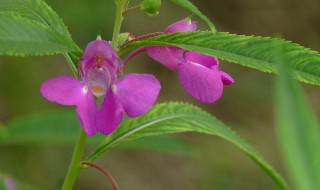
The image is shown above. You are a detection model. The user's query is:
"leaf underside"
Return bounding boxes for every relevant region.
[120,31,320,86]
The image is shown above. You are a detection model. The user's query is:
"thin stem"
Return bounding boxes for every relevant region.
[81,162,120,190]
[63,52,78,78]
[111,0,126,50]
[122,5,141,16]
[61,129,87,190]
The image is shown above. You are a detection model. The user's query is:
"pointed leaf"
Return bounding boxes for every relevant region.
[119,31,320,85]
[87,102,288,190]
[274,47,320,189]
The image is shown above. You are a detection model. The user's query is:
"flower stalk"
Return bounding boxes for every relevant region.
[112,0,127,50]
[61,129,87,190]
[81,162,120,190]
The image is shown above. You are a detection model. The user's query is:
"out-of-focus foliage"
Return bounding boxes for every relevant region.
[275,46,320,190]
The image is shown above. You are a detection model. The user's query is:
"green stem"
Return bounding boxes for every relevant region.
[111,0,127,50]
[61,129,87,190]
[63,52,78,78]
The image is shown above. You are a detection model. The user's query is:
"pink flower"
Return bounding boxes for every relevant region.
[4,176,15,190]
[41,38,161,136]
[126,19,234,103]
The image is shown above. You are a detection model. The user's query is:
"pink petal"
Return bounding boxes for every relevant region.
[185,51,219,67]
[178,63,223,103]
[114,74,161,117]
[76,89,98,136]
[40,76,85,105]
[146,46,184,71]
[82,39,114,64]
[165,19,197,33]
[96,90,124,135]
[41,76,98,136]
[220,71,235,85]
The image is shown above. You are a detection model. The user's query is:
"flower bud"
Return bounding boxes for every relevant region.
[140,0,161,16]
[118,32,135,46]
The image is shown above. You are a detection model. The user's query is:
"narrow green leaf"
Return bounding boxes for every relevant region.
[0,110,193,154]
[0,0,81,55]
[0,14,80,56]
[168,0,216,32]
[120,31,320,85]
[274,46,320,189]
[87,102,288,190]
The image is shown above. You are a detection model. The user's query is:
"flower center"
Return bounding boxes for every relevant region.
[87,67,111,97]
[92,85,105,96]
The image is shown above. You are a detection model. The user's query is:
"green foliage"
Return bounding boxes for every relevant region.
[0,176,9,190]
[87,102,288,190]
[0,110,90,145]
[119,136,196,155]
[119,31,320,86]
[168,0,216,32]
[0,0,80,56]
[0,110,194,154]
[274,47,320,190]
[0,14,79,56]
[140,0,161,16]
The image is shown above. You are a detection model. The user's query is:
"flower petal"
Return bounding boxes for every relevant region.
[185,51,219,67]
[220,71,235,85]
[40,76,98,135]
[96,90,124,135]
[165,19,197,33]
[82,39,114,64]
[40,76,85,105]
[178,63,223,103]
[146,46,184,71]
[76,89,98,136]
[114,74,161,117]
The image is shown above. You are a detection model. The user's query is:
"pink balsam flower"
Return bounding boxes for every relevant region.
[41,38,161,136]
[126,19,234,103]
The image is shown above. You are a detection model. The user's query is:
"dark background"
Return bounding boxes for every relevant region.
[0,0,320,189]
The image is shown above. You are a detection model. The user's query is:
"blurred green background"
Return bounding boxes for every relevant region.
[1,0,320,189]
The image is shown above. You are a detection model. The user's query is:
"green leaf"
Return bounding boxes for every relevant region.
[119,136,196,155]
[87,102,288,190]
[0,0,80,55]
[0,110,193,155]
[120,31,320,85]
[0,14,79,56]
[168,0,216,32]
[274,46,320,189]
[0,0,70,37]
